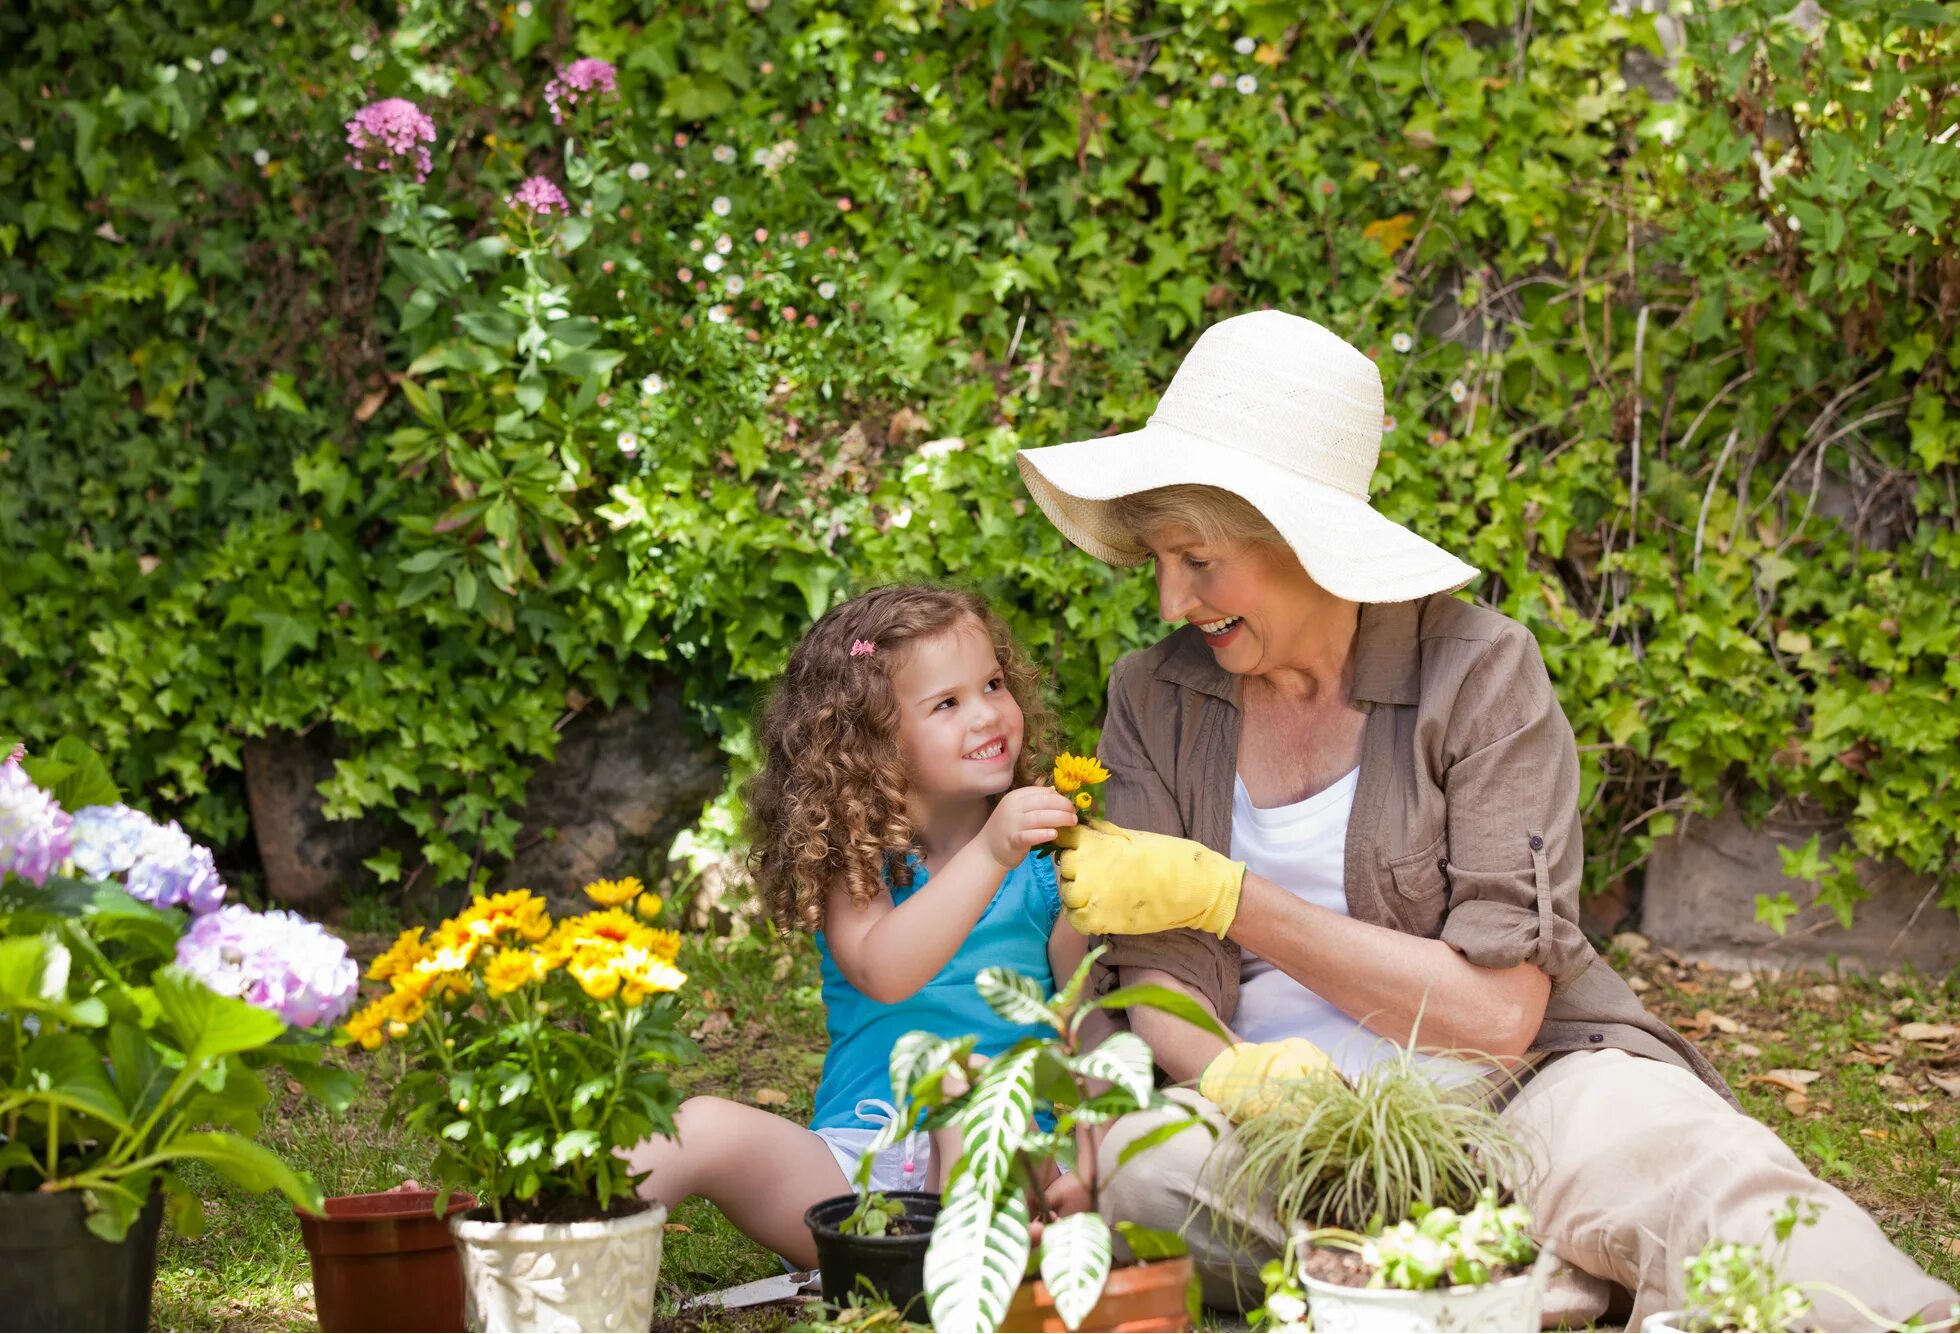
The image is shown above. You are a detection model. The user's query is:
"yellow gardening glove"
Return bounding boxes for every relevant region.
[1051,818,1245,938]
[1199,1038,1336,1122]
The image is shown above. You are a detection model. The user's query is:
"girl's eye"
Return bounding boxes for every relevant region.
[935,697,957,711]
[984,676,1003,692]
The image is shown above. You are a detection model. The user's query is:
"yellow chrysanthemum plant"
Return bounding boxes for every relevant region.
[339,880,693,1221]
[1050,752,1112,817]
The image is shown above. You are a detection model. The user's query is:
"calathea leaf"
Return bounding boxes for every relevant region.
[954,1047,1040,1200]
[925,1175,1031,1334]
[976,965,1058,1028]
[1069,1031,1156,1105]
[1039,1210,1113,1330]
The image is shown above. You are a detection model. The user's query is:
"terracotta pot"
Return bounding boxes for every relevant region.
[1002,1254,1194,1333]
[0,1188,162,1332]
[451,1200,666,1333]
[296,1190,475,1333]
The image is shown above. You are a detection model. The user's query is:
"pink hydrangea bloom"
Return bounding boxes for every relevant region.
[544,58,619,125]
[508,175,570,217]
[344,97,437,181]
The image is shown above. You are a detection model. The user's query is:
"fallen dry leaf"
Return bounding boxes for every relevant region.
[1735,1042,1762,1058]
[1945,1239,1960,1261]
[1783,1091,1810,1115]
[1729,973,1758,993]
[690,1011,734,1041]
[1897,1022,1958,1043]
[664,1223,692,1234]
[1860,1127,1890,1142]
[1890,1101,1931,1114]
[754,1088,790,1107]
[1692,1008,1743,1035]
[354,387,390,422]
[1810,984,1841,1003]
[1627,975,1652,993]
[1612,932,1652,956]
[1929,1073,1960,1099]
[1749,1069,1823,1094]
[1877,1073,1914,1094]
[1676,982,1705,997]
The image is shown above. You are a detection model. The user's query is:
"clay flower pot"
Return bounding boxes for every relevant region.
[1002,1253,1195,1332]
[296,1189,475,1332]
[451,1200,667,1333]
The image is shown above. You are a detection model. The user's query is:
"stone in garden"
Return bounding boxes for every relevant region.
[1641,811,1960,974]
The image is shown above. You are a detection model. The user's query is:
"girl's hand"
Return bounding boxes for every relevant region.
[982,786,1078,870]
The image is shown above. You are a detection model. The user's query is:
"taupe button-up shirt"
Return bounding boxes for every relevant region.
[1094,592,1734,1104]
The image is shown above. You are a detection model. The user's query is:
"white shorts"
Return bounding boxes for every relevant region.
[815,1124,933,1194]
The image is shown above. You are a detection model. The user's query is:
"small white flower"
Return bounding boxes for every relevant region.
[891,505,914,528]
[186,58,202,73]
[689,238,703,252]
[349,44,368,61]
[725,274,745,295]
[1391,331,1414,353]
[1209,73,1227,89]
[616,431,639,454]
[707,304,730,324]
[711,195,732,216]
[18,138,33,152]
[1234,36,1256,55]
[642,374,665,395]
[817,281,837,300]
[252,148,270,166]
[627,161,650,181]
[703,253,725,273]
[714,234,733,254]
[516,0,533,15]
[1236,73,1259,95]
[210,47,228,65]
[1787,213,1802,232]
[580,200,594,217]
[677,266,694,282]
[1265,1293,1307,1323]
[1383,414,1398,430]
[712,144,735,164]
[1449,380,1468,403]
[674,167,686,179]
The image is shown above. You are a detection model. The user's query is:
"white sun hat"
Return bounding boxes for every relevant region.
[1015,310,1477,604]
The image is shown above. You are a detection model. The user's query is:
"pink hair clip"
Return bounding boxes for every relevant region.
[850,639,877,658]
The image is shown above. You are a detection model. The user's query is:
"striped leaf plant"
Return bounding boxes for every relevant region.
[865,945,1226,1332]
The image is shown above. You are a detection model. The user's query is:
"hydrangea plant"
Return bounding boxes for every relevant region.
[0,751,359,1240]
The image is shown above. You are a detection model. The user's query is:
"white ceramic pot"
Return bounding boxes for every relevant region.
[451,1200,666,1333]
[1301,1248,1558,1334]
[1640,1312,1692,1333]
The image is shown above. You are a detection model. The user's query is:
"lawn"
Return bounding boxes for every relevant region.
[152,930,1958,1331]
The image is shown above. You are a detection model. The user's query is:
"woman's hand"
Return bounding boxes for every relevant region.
[1052,819,1245,938]
[982,786,1078,870]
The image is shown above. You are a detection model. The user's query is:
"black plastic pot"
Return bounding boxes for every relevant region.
[804,1190,940,1319]
[0,1188,164,1332]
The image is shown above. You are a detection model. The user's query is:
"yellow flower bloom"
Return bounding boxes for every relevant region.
[567,943,623,1001]
[368,927,428,981]
[342,996,394,1050]
[387,985,427,1027]
[640,927,682,965]
[421,921,483,973]
[633,892,664,921]
[583,876,644,908]
[484,948,543,997]
[1074,791,1094,810]
[1050,752,1111,795]
[452,889,552,945]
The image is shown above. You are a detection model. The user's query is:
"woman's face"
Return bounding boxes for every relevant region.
[1144,525,1324,677]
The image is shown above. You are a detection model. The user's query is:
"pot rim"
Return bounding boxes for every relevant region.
[804,1191,941,1246]
[1297,1246,1556,1301]
[451,1197,666,1244]
[297,1188,477,1224]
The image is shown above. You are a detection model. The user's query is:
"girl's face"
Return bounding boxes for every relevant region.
[1144,524,1321,678]
[891,616,1024,806]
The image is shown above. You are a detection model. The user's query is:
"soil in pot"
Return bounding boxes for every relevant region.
[1002,1253,1196,1333]
[296,1189,476,1332]
[1299,1245,1536,1288]
[1298,1246,1557,1334]
[0,1187,163,1333]
[803,1191,941,1321]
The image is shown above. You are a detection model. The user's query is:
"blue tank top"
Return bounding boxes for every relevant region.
[811,849,1061,1131]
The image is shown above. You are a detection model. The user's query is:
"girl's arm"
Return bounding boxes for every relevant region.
[825,786,1077,1004]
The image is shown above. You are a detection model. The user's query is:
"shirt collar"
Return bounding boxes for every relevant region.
[1151,599,1424,708]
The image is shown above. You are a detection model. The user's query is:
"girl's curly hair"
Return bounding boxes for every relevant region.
[745,584,1056,935]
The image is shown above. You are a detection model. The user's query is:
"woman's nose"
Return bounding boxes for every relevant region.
[1156,565,1193,623]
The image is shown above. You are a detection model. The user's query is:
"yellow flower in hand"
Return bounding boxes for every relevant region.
[1051,752,1111,795]
[583,876,644,908]
[1074,791,1093,810]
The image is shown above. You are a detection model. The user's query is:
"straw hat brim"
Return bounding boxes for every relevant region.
[1017,421,1478,604]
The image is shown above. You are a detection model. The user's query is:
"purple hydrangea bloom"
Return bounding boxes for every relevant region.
[508,175,569,217]
[0,760,72,887]
[543,57,618,125]
[70,804,226,915]
[176,904,360,1029]
[344,97,437,181]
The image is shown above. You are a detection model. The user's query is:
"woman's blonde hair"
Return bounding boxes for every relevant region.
[1107,484,1286,554]
[744,584,1055,935]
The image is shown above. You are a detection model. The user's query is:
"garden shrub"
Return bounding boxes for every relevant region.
[2,0,1955,925]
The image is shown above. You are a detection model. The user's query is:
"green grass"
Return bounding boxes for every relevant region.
[151,930,1956,1329]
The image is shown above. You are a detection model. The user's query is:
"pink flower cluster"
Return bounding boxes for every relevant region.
[344,97,437,181]
[508,175,569,217]
[544,57,618,125]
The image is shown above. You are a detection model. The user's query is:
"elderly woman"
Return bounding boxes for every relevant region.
[1015,312,1956,1330]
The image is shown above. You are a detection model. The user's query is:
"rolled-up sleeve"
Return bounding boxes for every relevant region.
[1090,656,1240,1020]
[1436,626,1596,988]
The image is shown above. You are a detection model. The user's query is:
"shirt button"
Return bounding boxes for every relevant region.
[1529,834,1545,852]
[1437,857,1448,873]
[1588,1033,1604,1044]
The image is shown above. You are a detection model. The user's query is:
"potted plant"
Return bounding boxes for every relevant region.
[803,1184,942,1321]
[1261,1189,1557,1334]
[0,749,359,1331]
[342,877,692,1332]
[875,946,1223,1333]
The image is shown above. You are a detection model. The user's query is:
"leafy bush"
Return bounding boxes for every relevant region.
[2,0,1955,923]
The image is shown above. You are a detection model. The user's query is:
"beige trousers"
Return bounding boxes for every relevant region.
[1098,1050,1957,1330]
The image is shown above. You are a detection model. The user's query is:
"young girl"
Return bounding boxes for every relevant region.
[627,584,1086,1268]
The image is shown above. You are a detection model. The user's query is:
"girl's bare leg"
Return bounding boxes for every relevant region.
[625,1095,849,1270]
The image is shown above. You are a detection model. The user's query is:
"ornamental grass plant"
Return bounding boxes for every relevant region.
[1216,1043,1527,1241]
[345,877,692,1221]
